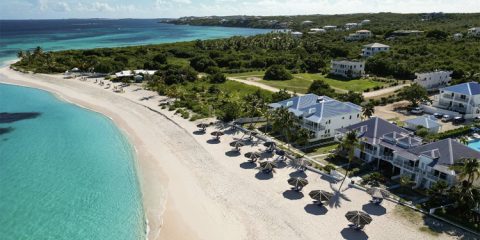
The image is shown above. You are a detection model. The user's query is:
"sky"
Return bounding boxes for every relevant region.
[1,0,479,19]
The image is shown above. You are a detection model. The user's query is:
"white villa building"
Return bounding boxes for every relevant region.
[308,28,326,34]
[345,23,358,29]
[115,69,157,78]
[323,25,337,31]
[269,94,362,142]
[330,60,365,78]
[432,82,480,117]
[361,43,390,57]
[345,30,372,41]
[291,31,303,38]
[359,19,371,25]
[338,117,480,189]
[468,27,480,37]
[413,70,452,91]
[453,33,463,40]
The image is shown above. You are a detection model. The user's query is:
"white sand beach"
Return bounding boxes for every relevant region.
[0,65,473,240]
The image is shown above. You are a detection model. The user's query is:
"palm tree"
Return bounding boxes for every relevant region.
[33,46,43,57]
[362,102,375,119]
[458,136,469,145]
[272,107,300,150]
[17,50,25,59]
[338,131,361,191]
[449,158,480,187]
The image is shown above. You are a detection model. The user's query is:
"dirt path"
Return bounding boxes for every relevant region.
[363,83,410,99]
[228,76,301,95]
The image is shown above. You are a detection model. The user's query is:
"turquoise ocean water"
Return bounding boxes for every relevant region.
[0,19,268,239]
[0,19,271,64]
[0,83,145,239]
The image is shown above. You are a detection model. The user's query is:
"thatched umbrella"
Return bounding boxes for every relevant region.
[244,151,261,162]
[367,187,390,200]
[288,177,309,191]
[259,160,277,173]
[275,149,286,161]
[197,123,209,131]
[309,190,334,205]
[247,131,258,140]
[210,131,224,140]
[345,211,372,228]
[230,140,246,151]
[263,141,276,152]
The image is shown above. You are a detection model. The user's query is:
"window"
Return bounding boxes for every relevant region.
[357,114,359,118]
[349,115,352,119]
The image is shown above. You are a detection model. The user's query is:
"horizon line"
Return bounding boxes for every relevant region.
[1,11,479,21]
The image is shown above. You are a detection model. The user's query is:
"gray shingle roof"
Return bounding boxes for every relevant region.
[441,82,480,96]
[408,138,480,167]
[340,117,411,145]
[269,94,361,123]
[405,116,440,129]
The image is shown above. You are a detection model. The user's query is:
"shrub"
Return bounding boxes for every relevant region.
[264,65,293,80]
[323,164,336,173]
[209,73,227,84]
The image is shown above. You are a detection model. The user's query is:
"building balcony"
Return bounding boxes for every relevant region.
[442,94,453,99]
[302,123,325,132]
[364,148,376,155]
[403,165,415,172]
[426,172,439,181]
[454,96,469,102]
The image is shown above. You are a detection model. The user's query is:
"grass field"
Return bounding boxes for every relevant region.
[228,71,387,93]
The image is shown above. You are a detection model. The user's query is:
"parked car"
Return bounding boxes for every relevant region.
[433,113,443,119]
[453,116,466,124]
[475,116,480,122]
[410,107,424,114]
[442,115,453,122]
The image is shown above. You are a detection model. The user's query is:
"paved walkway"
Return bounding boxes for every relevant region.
[228,76,299,95]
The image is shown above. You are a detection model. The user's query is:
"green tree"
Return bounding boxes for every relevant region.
[153,53,168,65]
[449,158,480,187]
[271,89,292,102]
[209,73,227,83]
[17,51,25,59]
[362,102,375,119]
[264,65,293,80]
[398,83,431,107]
[272,107,300,150]
[307,79,335,97]
[427,180,449,206]
[338,131,361,191]
[190,55,217,72]
[339,91,364,105]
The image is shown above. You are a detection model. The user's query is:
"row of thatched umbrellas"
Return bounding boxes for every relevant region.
[198,123,383,231]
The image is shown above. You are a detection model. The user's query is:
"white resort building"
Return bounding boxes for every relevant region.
[432,82,480,117]
[269,94,362,142]
[361,43,390,57]
[338,117,480,189]
[330,60,365,78]
[468,27,480,37]
[345,30,372,41]
[323,25,337,31]
[345,23,358,29]
[413,71,452,91]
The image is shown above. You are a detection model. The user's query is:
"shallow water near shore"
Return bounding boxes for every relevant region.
[0,83,145,239]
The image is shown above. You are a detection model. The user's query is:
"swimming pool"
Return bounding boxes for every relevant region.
[468,139,480,152]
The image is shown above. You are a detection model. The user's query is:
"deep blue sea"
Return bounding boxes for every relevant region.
[0,19,271,64]
[0,19,269,239]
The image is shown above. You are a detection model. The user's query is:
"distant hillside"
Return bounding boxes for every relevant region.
[163,13,480,32]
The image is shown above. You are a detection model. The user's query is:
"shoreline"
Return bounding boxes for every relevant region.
[0,65,470,240]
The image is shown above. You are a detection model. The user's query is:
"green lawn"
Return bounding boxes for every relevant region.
[230,72,387,93]
[168,57,190,66]
[226,71,265,78]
